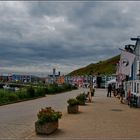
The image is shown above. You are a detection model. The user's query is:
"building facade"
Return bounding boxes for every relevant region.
[120,37,140,106]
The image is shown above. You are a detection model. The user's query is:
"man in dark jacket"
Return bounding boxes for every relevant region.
[107,84,112,97]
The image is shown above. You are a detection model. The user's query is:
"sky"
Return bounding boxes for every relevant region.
[0,1,140,76]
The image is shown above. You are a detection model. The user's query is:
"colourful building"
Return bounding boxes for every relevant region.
[56,75,65,85]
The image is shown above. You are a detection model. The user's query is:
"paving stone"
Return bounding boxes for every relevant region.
[1,88,140,140]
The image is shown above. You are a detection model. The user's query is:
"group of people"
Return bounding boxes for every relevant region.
[107,83,125,103]
[116,85,125,103]
[85,83,125,104]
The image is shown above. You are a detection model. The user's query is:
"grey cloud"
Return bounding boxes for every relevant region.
[0,1,140,75]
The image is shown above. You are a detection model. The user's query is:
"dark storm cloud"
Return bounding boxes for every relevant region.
[0,1,140,75]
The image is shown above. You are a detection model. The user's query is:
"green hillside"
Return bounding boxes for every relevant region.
[68,55,120,76]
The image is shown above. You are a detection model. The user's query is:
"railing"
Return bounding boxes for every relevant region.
[124,80,140,95]
[129,94,138,108]
[124,80,140,107]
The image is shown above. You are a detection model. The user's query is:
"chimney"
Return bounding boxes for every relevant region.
[53,68,56,77]
[53,68,56,83]
[58,71,60,76]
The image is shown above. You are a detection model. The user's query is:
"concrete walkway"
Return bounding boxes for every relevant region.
[0,88,87,139]
[29,88,140,140]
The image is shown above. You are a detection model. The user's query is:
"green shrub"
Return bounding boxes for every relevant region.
[8,93,18,101]
[76,93,86,105]
[46,84,77,94]
[0,91,9,104]
[16,89,29,99]
[27,86,35,97]
[67,98,79,106]
[62,84,71,90]
[47,87,56,94]
[0,86,47,105]
[0,83,77,105]
[35,87,46,97]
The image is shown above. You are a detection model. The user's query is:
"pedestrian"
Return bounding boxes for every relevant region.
[119,85,125,104]
[89,84,94,102]
[127,89,131,106]
[88,91,92,102]
[90,85,95,97]
[107,84,112,97]
[112,84,116,96]
[120,89,125,104]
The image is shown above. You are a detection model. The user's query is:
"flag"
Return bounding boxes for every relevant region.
[120,50,135,75]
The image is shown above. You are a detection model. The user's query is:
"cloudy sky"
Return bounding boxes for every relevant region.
[0,1,140,76]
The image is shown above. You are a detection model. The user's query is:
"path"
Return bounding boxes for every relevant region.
[0,88,86,139]
[1,88,140,139]
[30,88,140,139]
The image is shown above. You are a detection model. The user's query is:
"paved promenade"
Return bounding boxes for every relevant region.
[0,88,140,140]
[0,88,87,139]
[29,88,140,140]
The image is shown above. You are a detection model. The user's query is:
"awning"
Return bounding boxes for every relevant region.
[107,79,116,84]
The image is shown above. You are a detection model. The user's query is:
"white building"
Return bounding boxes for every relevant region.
[123,37,140,106]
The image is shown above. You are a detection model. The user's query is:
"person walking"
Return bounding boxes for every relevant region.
[88,91,92,102]
[127,89,131,106]
[89,84,94,102]
[119,85,125,104]
[107,84,112,97]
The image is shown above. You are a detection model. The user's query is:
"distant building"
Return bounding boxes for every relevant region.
[65,75,95,87]
[96,75,116,88]
[0,74,39,83]
[46,68,61,84]
[57,75,65,85]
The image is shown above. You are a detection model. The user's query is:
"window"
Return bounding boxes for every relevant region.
[134,82,136,93]
[137,83,139,93]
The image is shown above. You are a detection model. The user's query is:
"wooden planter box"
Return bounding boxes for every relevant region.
[35,121,58,135]
[67,105,79,114]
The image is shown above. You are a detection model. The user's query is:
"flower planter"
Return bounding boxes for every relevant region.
[76,93,86,105]
[78,101,86,105]
[35,121,58,135]
[67,105,79,114]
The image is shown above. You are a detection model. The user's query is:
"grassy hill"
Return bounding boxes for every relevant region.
[68,55,120,76]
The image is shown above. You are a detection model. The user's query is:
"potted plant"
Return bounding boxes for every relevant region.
[67,98,79,114]
[76,93,87,105]
[35,107,62,135]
